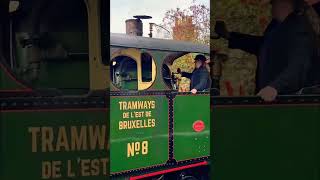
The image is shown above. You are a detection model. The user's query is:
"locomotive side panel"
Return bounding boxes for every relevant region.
[211,103,320,180]
[1,105,108,180]
[173,94,210,161]
[110,95,169,174]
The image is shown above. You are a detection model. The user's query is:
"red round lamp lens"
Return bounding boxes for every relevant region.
[193,120,205,132]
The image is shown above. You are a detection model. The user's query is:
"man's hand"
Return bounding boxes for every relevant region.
[214,21,230,39]
[257,86,278,102]
[177,68,182,74]
[191,89,197,94]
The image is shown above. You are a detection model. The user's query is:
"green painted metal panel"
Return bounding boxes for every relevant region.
[35,60,89,93]
[110,95,169,174]
[146,50,168,91]
[211,104,320,180]
[173,94,210,161]
[0,64,26,90]
[0,109,108,180]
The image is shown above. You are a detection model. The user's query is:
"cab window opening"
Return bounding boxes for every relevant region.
[111,55,138,90]
[162,52,210,93]
[4,0,89,94]
[141,52,152,82]
[110,49,156,91]
[162,63,171,88]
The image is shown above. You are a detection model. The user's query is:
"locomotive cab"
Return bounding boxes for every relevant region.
[110,33,210,179]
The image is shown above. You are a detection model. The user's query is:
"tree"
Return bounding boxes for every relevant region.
[161,1,210,77]
[162,0,210,45]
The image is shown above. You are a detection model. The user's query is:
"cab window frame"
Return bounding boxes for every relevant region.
[6,0,90,94]
[162,52,210,92]
[110,48,157,91]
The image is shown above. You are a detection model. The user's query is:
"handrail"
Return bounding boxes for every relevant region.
[211,95,320,105]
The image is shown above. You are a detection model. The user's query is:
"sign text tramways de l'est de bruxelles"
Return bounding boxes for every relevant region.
[25,100,157,179]
[28,123,108,179]
[118,100,156,158]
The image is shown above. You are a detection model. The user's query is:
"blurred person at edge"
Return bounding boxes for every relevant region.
[215,0,320,101]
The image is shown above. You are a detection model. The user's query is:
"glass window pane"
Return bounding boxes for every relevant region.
[111,55,138,90]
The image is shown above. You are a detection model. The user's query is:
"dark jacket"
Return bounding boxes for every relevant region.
[181,66,211,91]
[229,12,320,94]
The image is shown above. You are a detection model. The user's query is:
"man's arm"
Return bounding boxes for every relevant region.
[181,72,193,79]
[269,29,313,93]
[214,21,264,55]
[228,32,264,56]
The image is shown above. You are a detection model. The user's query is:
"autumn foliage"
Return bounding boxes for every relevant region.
[172,16,198,42]
[161,1,210,78]
[162,1,210,45]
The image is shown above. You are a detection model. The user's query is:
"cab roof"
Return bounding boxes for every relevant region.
[110,33,209,54]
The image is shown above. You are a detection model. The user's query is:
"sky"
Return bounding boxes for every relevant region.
[110,0,209,37]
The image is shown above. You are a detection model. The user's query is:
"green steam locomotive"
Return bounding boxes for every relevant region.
[1,0,320,180]
[109,33,210,179]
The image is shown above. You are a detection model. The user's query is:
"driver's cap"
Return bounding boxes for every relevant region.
[194,54,207,62]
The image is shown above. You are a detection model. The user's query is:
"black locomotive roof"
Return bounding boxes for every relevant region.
[110,33,209,54]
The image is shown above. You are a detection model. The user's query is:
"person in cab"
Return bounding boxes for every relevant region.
[178,54,211,94]
[214,0,320,101]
